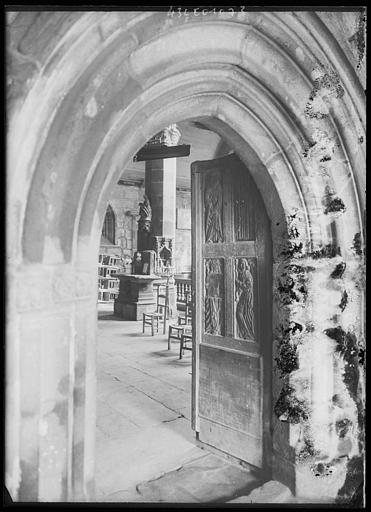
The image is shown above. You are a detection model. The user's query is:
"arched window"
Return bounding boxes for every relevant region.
[102,205,115,244]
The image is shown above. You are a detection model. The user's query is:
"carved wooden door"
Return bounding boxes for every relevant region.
[191,153,272,469]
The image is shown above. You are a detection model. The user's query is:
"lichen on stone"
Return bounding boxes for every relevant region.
[305,65,345,120]
[348,9,366,70]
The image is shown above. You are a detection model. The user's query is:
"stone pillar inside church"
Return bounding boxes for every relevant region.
[115,125,190,319]
[144,157,176,246]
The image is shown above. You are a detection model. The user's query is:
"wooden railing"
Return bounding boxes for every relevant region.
[175,276,192,304]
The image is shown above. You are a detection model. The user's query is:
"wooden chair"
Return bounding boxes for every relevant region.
[142,279,170,336]
[167,324,184,350]
[179,330,193,359]
[142,307,164,336]
[156,282,171,321]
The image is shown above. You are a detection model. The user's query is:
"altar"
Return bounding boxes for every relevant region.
[113,274,157,320]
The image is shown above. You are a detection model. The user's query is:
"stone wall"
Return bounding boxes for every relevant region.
[101,182,192,273]
[101,181,144,261]
[174,188,192,273]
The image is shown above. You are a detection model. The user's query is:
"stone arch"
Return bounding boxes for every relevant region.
[7,11,365,502]
[9,15,364,265]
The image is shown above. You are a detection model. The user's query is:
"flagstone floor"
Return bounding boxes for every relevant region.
[95,303,261,503]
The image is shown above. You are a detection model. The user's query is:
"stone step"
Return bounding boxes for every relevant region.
[227,480,293,503]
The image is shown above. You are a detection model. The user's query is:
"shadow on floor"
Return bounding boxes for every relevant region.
[97,311,122,320]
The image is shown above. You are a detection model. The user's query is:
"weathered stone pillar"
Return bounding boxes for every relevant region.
[145,158,177,241]
[134,126,191,313]
[135,124,190,263]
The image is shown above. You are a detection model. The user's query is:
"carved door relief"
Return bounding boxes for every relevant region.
[233,170,256,241]
[235,258,256,341]
[204,258,225,336]
[204,170,224,243]
[192,153,272,471]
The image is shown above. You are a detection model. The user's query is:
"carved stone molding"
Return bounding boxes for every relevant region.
[152,236,173,273]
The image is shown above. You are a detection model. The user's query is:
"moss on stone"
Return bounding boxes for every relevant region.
[358,347,365,366]
[305,322,315,332]
[324,196,346,214]
[275,342,299,377]
[280,241,304,258]
[336,331,359,403]
[277,266,308,305]
[339,290,349,311]
[310,461,336,477]
[330,262,346,279]
[335,418,353,439]
[277,276,298,304]
[325,328,361,436]
[296,437,318,462]
[324,326,346,345]
[351,232,363,256]
[274,385,309,424]
[310,244,341,259]
[335,455,364,506]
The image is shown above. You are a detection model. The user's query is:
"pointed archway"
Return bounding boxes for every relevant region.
[7,11,365,502]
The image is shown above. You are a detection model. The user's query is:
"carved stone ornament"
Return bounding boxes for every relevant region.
[146,124,181,147]
[138,195,152,233]
[153,236,173,273]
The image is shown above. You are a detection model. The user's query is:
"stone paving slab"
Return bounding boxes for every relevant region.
[95,418,204,499]
[228,480,293,503]
[136,452,261,503]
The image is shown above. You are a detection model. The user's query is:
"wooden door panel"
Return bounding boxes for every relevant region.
[199,346,262,433]
[232,168,257,241]
[202,335,260,355]
[203,242,256,258]
[191,153,272,470]
[198,417,263,467]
